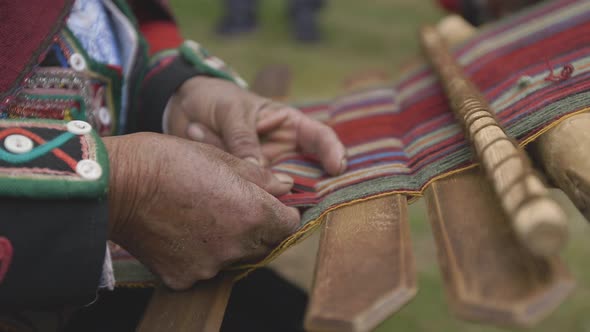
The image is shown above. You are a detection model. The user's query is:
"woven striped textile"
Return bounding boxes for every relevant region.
[278,0,590,224]
[113,0,590,285]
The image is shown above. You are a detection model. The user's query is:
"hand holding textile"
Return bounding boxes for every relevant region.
[165,76,347,175]
[103,133,300,290]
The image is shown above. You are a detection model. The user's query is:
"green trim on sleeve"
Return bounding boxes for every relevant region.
[178,41,248,88]
[0,119,109,199]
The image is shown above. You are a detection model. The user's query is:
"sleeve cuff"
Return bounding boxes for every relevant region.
[0,119,110,309]
[134,41,247,133]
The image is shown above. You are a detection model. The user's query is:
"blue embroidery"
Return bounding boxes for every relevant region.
[0,132,75,164]
[67,0,122,67]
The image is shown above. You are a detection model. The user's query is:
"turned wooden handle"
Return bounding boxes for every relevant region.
[420,26,568,257]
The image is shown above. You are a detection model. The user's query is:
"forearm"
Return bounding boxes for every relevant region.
[103,133,163,244]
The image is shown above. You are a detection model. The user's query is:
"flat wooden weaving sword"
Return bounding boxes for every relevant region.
[420,26,568,257]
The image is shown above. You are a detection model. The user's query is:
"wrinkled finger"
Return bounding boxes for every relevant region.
[257,107,290,134]
[209,147,294,196]
[221,107,265,165]
[297,114,347,176]
[186,122,226,150]
[261,142,295,163]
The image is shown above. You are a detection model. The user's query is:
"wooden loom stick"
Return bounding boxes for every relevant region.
[423,15,575,327]
[137,276,234,332]
[424,168,575,327]
[530,114,590,222]
[420,26,568,257]
[305,195,417,332]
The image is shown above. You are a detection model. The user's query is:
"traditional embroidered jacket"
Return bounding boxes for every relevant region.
[0,0,243,309]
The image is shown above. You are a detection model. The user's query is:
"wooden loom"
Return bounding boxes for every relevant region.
[137,16,588,332]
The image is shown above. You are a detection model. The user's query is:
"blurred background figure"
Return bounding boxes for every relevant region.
[216,0,325,42]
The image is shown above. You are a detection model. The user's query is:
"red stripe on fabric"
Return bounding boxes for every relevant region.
[470,22,590,88]
[485,47,590,99]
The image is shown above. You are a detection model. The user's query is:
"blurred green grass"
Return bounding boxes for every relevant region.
[169,1,590,331]
[170,0,444,100]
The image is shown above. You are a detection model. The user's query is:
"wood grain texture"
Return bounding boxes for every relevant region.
[305,195,417,332]
[137,276,234,332]
[424,168,574,327]
[531,113,590,222]
[420,26,568,257]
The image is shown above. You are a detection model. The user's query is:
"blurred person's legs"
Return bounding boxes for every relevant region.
[217,0,325,42]
[289,0,325,42]
[217,0,258,36]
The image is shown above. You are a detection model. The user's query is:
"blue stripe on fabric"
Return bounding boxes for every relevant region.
[348,151,407,166]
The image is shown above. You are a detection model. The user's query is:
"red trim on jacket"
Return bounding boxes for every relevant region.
[129,0,183,55]
[139,21,184,55]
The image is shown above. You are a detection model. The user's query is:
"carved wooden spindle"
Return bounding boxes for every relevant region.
[424,168,574,327]
[420,26,568,257]
[422,15,575,328]
[436,15,590,224]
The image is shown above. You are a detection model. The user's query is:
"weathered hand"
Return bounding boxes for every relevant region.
[165,76,347,175]
[104,133,299,290]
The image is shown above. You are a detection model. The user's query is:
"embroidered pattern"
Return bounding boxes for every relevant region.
[0,120,109,199]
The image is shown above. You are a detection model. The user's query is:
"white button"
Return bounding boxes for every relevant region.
[184,40,202,53]
[76,160,102,180]
[4,135,33,154]
[69,53,87,71]
[67,120,92,135]
[98,107,111,125]
[235,76,248,88]
[204,57,225,70]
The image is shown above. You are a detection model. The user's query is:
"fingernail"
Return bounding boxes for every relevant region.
[339,158,347,174]
[245,157,260,166]
[187,124,204,141]
[274,173,294,185]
